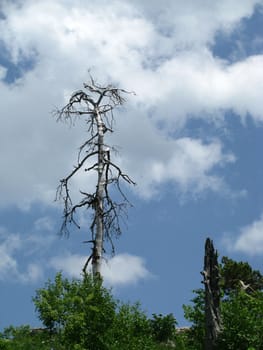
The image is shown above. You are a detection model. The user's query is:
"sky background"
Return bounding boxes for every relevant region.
[0,0,263,328]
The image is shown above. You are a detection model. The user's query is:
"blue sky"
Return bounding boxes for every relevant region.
[0,0,263,328]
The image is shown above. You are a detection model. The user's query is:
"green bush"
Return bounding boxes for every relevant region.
[33,272,161,349]
[150,313,177,343]
[33,273,116,349]
[218,290,263,350]
[0,325,51,350]
[184,287,263,349]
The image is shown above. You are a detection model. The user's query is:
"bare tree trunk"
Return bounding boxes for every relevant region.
[202,238,222,350]
[55,78,135,278]
[93,106,105,276]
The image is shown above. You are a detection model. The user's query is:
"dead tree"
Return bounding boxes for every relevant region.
[55,77,135,277]
[201,238,222,350]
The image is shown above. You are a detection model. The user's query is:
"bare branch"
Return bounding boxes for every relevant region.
[105,159,136,185]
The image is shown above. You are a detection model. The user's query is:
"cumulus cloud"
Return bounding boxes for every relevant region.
[50,253,86,278]
[33,216,54,232]
[0,228,41,283]
[50,252,151,286]
[0,0,262,207]
[132,0,259,47]
[0,229,20,281]
[102,254,151,286]
[20,263,44,284]
[0,66,7,80]
[0,218,55,283]
[223,213,263,255]
[116,126,236,198]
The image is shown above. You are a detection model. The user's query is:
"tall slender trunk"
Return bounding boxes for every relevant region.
[203,238,221,350]
[93,107,105,276]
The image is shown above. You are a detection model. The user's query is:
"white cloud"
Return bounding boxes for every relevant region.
[0,0,262,207]
[0,227,28,282]
[223,214,263,255]
[0,66,7,80]
[102,253,150,286]
[0,231,19,280]
[20,263,44,284]
[33,216,54,232]
[132,0,260,47]
[115,116,236,198]
[0,223,55,283]
[0,218,150,286]
[226,55,263,121]
[50,252,151,286]
[50,253,86,278]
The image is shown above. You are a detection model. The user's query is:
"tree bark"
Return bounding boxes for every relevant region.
[93,106,105,276]
[202,238,221,350]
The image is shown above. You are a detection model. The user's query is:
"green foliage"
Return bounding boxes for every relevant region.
[5,255,262,350]
[33,272,171,349]
[220,256,263,295]
[0,325,51,350]
[218,290,263,350]
[183,289,205,350]
[33,272,116,349]
[110,303,156,350]
[0,337,9,350]
[184,258,263,350]
[150,313,177,343]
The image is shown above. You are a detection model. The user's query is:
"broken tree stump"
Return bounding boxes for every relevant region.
[202,238,222,350]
